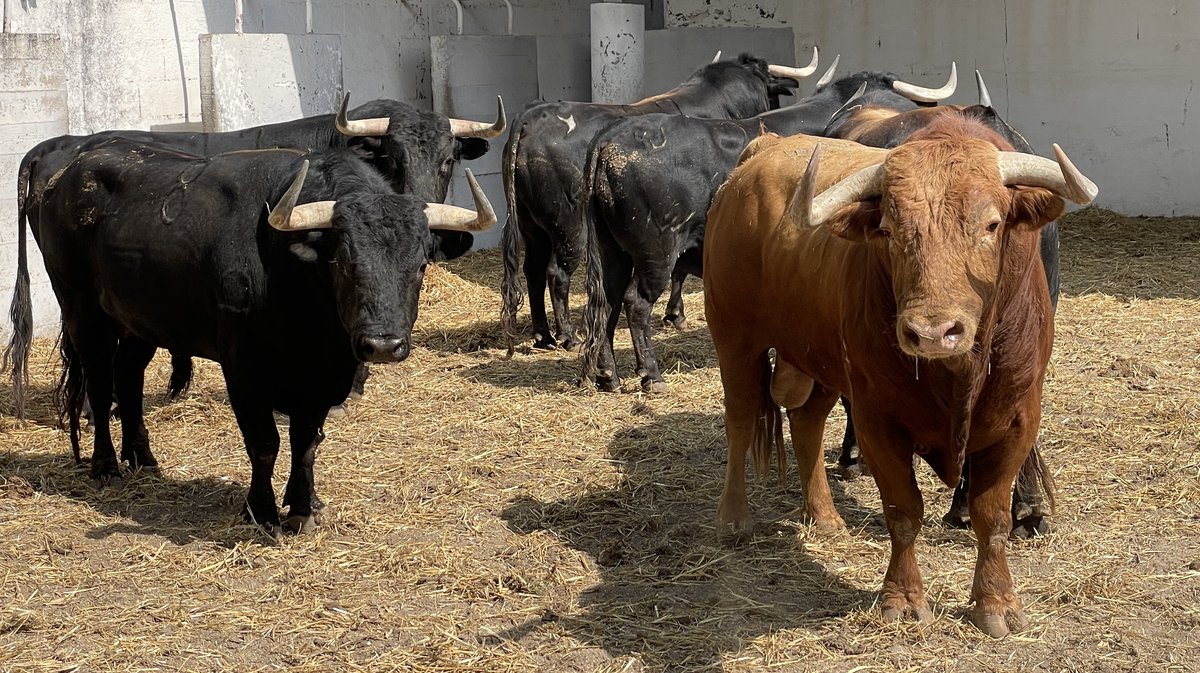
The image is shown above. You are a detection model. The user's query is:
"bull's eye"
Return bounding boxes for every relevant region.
[986,220,1001,233]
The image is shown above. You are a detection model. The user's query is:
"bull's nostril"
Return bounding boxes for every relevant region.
[944,321,966,341]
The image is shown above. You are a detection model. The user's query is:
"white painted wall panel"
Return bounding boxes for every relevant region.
[664,0,1199,216]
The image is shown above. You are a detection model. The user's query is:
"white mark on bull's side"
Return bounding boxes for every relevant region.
[558,114,576,134]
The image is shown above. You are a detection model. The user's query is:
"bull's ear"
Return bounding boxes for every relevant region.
[824,200,884,242]
[456,138,489,161]
[1008,186,1065,230]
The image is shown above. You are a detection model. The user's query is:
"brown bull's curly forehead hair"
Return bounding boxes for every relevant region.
[904,111,1017,152]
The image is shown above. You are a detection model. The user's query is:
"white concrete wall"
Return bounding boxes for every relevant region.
[0,34,68,341]
[199,33,342,131]
[664,0,1199,217]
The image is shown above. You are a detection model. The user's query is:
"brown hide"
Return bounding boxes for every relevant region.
[704,117,1066,636]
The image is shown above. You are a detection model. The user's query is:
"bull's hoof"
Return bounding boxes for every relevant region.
[969,605,1027,639]
[121,445,160,472]
[641,379,669,395]
[532,333,558,350]
[662,314,687,331]
[91,471,125,491]
[717,497,754,542]
[837,461,864,481]
[880,594,934,624]
[942,508,971,529]
[594,370,620,393]
[347,390,363,402]
[1010,515,1049,539]
[555,332,580,352]
[327,403,349,419]
[243,503,282,537]
[284,513,319,534]
[808,509,847,531]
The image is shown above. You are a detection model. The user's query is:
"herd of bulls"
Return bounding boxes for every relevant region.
[4,49,1098,639]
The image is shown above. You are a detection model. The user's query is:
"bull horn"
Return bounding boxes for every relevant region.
[815,54,841,89]
[448,96,507,139]
[790,144,886,229]
[998,144,1099,205]
[828,82,869,124]
[892,62,958,102]
[335,92,391,137]
[712,50,722,63]
[975,69,992,108]
[424,168,498,232]
[267,160,336,231]
[768,46,819,79]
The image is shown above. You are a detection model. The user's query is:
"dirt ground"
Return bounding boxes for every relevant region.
[1,209,1198,672]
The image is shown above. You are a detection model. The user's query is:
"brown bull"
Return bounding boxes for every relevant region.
[703,114,1097,637]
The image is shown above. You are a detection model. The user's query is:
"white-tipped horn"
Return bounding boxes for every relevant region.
[424,168,498,232]
[267,160,336,231]
[815,54,841,89]
[335,92,391,137]
[998,144,1099,205]
[712,50,722,63]
[448,95,507,139]
[892,62,958,103]
[768,46,819,79]
[975,69,992,108]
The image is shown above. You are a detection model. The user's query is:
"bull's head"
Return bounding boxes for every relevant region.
[789,126,1097,360]
[267,160,496,363]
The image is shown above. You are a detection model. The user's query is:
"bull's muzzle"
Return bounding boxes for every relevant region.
[355,335,410,363]
[900,317,970,359]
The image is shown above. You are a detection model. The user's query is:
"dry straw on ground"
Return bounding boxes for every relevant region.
[1,208,1198,672]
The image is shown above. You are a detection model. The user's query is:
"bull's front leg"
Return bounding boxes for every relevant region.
[966,435,1035,638]
[625,268,672,394]
[858,420,934,624]
[282,411,328,534]
[225,372,282,536]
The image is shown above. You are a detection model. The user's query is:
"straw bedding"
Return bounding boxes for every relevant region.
[1,208,1197,672]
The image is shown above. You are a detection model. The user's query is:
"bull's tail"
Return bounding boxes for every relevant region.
[3,158,34,420]
[499,122,525,358]
[166,351,194,399]
[53,330,85,464]
[1020,438,1058,515]
[752,349,787,482]
[577,139,611,387]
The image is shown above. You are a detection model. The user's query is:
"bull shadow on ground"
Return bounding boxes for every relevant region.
[459,323,718,392]
[0,448,260,548]
[500,411,880,672]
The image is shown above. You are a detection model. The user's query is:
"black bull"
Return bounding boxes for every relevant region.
[579,79,1055,537]
[8,95,503,417]
[499,53,805,354]
[5,143,494,535]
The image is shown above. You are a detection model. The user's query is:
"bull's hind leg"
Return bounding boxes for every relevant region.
[282,411,327,534]
[943,447,1051,538]
[836,397,866,480]
[967,435,1034,638]
[857,419,933,623]
[772,362,844,530]
[548,245,582,351]
[523,230,556,349]
[625,266,673,394]
[63,311,122,487]
[113,336,159,470]
[715,349,772,540]
[662,263,690,330]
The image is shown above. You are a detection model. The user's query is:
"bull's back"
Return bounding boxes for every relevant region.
[40,149,293,357]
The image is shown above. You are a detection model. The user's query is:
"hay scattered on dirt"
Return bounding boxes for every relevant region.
[1,208,1198,672]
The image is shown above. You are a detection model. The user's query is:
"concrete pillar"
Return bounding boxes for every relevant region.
[590,3,643,104]
[0,33,67,340]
